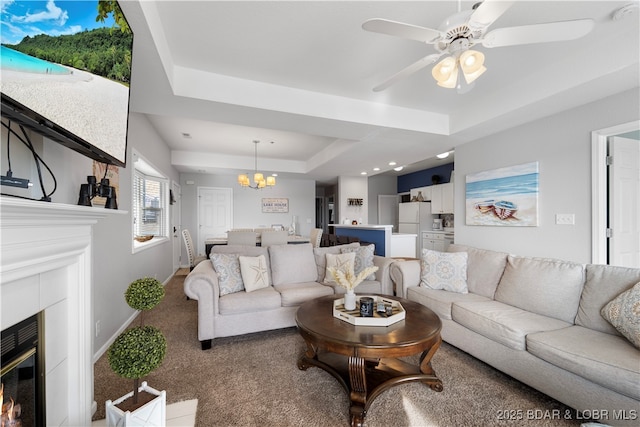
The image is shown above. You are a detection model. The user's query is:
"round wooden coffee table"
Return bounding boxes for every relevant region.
[296,294,443,427]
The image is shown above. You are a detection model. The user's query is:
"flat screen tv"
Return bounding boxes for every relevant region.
[1,0,133,167]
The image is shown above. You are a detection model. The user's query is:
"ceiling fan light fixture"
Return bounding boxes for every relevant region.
[460,50,486,84]
[432,56,457,86]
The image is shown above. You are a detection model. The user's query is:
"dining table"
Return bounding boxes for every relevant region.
[204,235,310,258]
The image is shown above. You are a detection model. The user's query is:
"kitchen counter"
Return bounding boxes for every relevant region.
[331,224,394,256]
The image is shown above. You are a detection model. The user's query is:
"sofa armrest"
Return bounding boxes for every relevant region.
[389,260,421,298]
[373,255,395,296]
[184,259,220,342]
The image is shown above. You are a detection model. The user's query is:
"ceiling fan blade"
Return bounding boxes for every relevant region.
[467,0,515,32]
[373,54,443,92]
[482,19,595,48]
[362,18,443,43]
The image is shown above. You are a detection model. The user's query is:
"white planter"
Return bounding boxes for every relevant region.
[105,381,166,427]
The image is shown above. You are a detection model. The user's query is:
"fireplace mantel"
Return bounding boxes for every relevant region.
[1,196,125,426]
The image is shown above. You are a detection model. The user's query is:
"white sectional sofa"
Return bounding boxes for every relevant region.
[390,244,640,426]
[184,242,394,350]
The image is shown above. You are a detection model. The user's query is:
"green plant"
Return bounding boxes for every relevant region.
[108,277,167,404]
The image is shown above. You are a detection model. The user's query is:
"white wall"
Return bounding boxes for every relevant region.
[338,176,368,224]
[1,113,179,356]
[179,173,316,257]
[454,89,639,264]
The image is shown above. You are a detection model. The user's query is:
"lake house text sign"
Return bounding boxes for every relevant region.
[262,198,289,213]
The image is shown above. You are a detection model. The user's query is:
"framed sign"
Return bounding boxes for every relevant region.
[262,198,289,213]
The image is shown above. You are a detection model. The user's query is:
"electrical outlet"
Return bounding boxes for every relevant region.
[555,214,575,225]
[95,320,101,337]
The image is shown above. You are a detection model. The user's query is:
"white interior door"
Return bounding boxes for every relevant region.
[197,187,232,257]
[609,136,640,267]
[171,182,181,271]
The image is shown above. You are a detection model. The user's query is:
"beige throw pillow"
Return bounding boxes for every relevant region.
[239,255,270,292]
[420,249,468,293]
[601,282,640,349]
[324,252,356,284]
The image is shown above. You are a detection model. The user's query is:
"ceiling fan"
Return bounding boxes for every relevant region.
[362,0,594,91]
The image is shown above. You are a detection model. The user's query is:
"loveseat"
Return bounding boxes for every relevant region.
[184,242,394,350]
[390,244,640,426]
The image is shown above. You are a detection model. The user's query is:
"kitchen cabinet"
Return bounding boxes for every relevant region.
[422,232,450,252]
[430,183,454,214]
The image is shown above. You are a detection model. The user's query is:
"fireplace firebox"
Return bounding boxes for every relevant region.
[1,313,45,427]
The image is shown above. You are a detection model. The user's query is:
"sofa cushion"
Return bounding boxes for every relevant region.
[324,252,356,284]
[452,300,571,351]
[407,287,490,320]
[313,243,360,282]
[218,286,282,315]
[269,243,317,286]
[601,282,640,349]
[420,249,468,293]
[575,264,640,336]
[527,325,640,400]
[340,244,376,280]
[447,244,508,298]
[494,255,585,323]
[212,245,272,285]
[274,282,334,307]
[239,255,270,293]
[210,253,244,296]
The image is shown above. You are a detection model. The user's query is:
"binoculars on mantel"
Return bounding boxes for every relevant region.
[77,175,117,209]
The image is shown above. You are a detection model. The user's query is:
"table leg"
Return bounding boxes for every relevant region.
[297,338,317,370]
[348,356,367,427]
[419,335,443,392]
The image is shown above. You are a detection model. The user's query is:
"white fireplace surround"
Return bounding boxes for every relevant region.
[1,197,123,426]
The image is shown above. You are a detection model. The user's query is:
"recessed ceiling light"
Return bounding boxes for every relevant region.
[361,171,367,175]
[393,166,404,172]
[436,152,450,159]
[182,133,192,139]
[272,173,278,177]
[373,167,380,171]
[389,161,397,166]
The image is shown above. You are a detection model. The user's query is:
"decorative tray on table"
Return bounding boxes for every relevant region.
[333,295,405,326]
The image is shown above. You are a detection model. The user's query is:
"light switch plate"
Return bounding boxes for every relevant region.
[555,214,575,225]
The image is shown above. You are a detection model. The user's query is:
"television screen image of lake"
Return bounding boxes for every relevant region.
[0,46,70,75]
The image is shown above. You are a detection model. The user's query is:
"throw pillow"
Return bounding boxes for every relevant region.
[601,282,640,349]
[341,245,376,280]
[324,252,356,284]
[239,255,270,293]
[420,248,468,293]
[210,253,244,296]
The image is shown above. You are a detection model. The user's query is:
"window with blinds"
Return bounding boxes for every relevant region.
[132,152,168,245]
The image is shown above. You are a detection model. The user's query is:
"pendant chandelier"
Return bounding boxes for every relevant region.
[237,140,276,189]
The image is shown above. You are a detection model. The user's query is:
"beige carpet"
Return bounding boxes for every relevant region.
[93,272,583,426]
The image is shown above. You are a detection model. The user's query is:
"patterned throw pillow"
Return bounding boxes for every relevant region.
[601,282,640,349]
[420,249,468,293]
[341,245,376,280]
[324,252,356,284]
[210,253,244,296]
[239,255,270,293]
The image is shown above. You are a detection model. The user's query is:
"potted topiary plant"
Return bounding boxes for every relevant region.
[105,277,167,427]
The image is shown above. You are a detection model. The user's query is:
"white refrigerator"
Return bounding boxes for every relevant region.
[398,202,436,255]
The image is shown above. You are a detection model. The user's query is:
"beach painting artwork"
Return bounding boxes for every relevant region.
[466,162,539,226]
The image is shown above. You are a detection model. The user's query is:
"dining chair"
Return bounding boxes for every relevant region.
[227,230,258,246]
[309,228,323,248]
[260,230,289,247]
[182,229,207,270]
